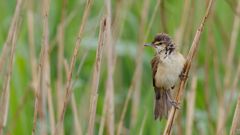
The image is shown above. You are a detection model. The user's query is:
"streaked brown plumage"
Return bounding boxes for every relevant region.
[145,33,185,120]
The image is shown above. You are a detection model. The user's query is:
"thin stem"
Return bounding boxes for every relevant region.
[32,0,50,134]
[230,96,240,135]
[87,17,107,135]
[163,0,214,134]
[54,0,94,134]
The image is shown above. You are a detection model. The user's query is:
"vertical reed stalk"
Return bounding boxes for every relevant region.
[99,0,134,133]
[32,0,50,134]
[0,0,22,134]
[116,0,150,134]
[104,0,115,132]
[0,18,21,135]
[56,0,67,134]
[164,0,214,134]
[54,0,93,134]
[27,0,38,93]
[70,51,88,135]
[224,0,240,88]
[0,0,22,73]
[230,96,240,135]
[87,17,106,135]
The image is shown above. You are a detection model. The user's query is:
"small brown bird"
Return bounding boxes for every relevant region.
[144,33,186,120]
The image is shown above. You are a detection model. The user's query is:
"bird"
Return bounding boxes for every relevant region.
[144,33,186,120]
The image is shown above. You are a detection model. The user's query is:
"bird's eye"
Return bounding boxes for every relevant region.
[153,41,163,46]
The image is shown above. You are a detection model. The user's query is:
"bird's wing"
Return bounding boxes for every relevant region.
[151,56,160,87]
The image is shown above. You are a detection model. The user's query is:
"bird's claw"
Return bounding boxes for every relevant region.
[170,100,180,109]
[179,71,188,81]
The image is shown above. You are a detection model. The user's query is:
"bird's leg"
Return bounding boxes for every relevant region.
[179,71,188,81]
[166,90,180,109]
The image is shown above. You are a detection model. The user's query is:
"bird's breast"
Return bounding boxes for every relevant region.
[154,53,185,89]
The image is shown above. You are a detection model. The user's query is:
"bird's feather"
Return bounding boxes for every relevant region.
[151,55,161,87]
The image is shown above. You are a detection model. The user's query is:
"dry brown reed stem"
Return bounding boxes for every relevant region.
[163,0,214,134]
[0,0,22,132]
[40,0,51,133]
[230,96,240,135]
[106,17,115,135]
[44,1,55,132]
[32,0,50,134]
[54,0,93,134]
[0,18,20,135]
[224,0,240,88]
[67,51,88,135]
[175,0,193,128]
[70,52,88,135]
[103,0,115,134]
[56,0,67,134]
[27,0,38,92]
[186,76,197,135]
[99,1,133,133]
[175,116,183,135]
[87,17,107,135]
[56,0,66,117]
[0,0,22,73]
[116,0,150,134]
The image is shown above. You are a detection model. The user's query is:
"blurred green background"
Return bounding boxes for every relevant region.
[0,0,240,135]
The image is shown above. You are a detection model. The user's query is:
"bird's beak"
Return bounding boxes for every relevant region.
[144,43,153,47]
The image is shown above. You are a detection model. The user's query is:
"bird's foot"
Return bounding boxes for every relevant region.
[179,71,188,81]
[169,100,180,109]
[166,91,180,109]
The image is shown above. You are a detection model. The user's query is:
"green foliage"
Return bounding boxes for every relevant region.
[0,0,239,134]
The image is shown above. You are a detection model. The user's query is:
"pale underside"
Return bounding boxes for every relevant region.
[154,52,185,89]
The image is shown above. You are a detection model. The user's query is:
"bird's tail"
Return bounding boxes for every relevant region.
[154,88,172,120]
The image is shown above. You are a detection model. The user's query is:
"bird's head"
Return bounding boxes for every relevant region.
[144,33,175,54]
